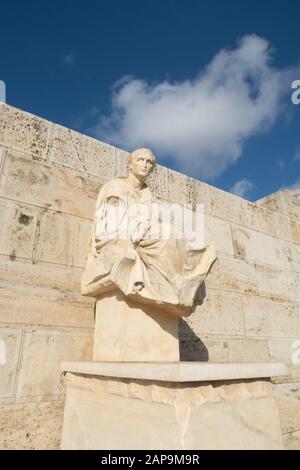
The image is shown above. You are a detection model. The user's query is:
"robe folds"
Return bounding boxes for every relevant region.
[81,177,217,315]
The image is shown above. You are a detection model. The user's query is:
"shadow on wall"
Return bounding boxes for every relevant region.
[179,282,209,362]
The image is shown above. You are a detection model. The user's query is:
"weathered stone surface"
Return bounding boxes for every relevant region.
[0,281,94,328]
[0,103,50,157]
[114,147,129,177]
[0,258,94,329]
[257,189,300,222]
[209,186,248,226]
[0,198,39,260]
[243,296,300,338]
[218,255,257,294]
[61,373,283,450]
[287,271,300,302]
[0,400,64,449]
[290,219,300,246]
[204,214,234,255]
[269,339,300,380]
[0,148,104,218]
[283,430,300,450]
[189,291,245,336]
[232,226,292,269]
[256,264,289,300]
[147,165,192,205]
[94,292,180,362]
[229,338,270,363]
[291,244,300,272]
[0,329,22,400]
[47,124,116,178]
[62,361,287,383]
[189,179,212,214]
[203,257,220,290]
[247,204,279,239]
[35,211,92,268]
[179,332,230,362]
[15,330,93,400]
[0,147,4,170]
[273,383,300,434]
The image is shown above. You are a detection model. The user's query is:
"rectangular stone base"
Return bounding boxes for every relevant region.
[93,292,180,362]
[61,362,286,450]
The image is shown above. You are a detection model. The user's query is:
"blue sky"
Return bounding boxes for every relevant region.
[0,0,300,201]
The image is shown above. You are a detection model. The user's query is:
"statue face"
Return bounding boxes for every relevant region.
[129,152,154,178]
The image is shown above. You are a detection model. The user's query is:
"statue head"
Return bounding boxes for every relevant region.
[128,148,156,181]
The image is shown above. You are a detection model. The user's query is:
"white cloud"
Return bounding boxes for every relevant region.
[91,34,293,180]
[230,178,253,198]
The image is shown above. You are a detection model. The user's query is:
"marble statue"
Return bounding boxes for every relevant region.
[81,148,217,315]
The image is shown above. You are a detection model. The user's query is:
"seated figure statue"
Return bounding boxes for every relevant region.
[81,148,217,316]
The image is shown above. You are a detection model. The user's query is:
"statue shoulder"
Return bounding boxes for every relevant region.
[96,178,127,205]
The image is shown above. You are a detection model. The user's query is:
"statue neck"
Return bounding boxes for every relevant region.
[126,173,146,191]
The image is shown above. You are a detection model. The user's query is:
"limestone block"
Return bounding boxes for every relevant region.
[48,124,116,178]
[0,198,39,260]
[0,278,94,328]
[229,338,270,363]
[203,257,220,289]
[291,244,300,272]
[147,165,192,205]
[0,328,22,400]
[273,383,300,434]
[209,186,248,226]
[0,149,103,218]
[0,259,94,329]
[62,360,286,383]
[94,292,179,362]
[178,178,212,214]
[246,204,279,239]
[232,226,292,269]
[257,189,300,221]
[269,339,300,381]
[114,147,130,177]
[287,271,300,302]
[256,191,285,214]
[218,254,257,294]
[0,103,50,157]
[256,264,289,300]
[277,190,300,221]
[35,211,92,268]
[243,296,300,338]
[283,430,300,450]
[179,332,230,362]
[189,291,245,336]
[15,330,93,400]
[204,214,234,255]
[276,212,294,243]
[61,372,284,450]
[0,400,64,449]
[290,219,300,246]
[0,147,4,169]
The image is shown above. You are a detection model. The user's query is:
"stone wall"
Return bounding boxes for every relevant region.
[0,103,299,449]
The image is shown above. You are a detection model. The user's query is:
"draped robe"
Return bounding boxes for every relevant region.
[81,177,217,315]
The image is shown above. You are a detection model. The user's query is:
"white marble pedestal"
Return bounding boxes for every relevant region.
[61,361,287,450]
[93,292,186,362]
